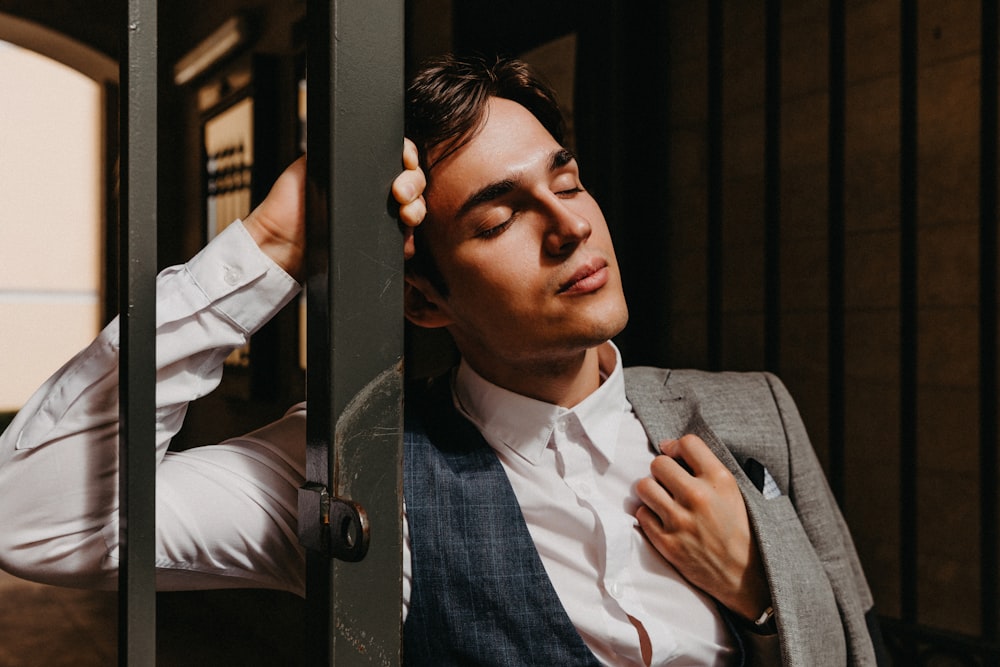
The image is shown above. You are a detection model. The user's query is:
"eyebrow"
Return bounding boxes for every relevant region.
[456,148,578,219]
[550,148,576,170]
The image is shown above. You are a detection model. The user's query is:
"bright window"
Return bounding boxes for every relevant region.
[0,40,103,412]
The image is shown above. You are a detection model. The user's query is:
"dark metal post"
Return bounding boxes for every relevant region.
[707,0,724,372]
[899,0,919,651]
[827,0,846,504]
[118,0,158,664]
[763,0,782,375]
[302,0,405,664]
[980,0,999,643]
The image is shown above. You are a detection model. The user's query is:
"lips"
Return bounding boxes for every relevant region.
[558,258,610,295]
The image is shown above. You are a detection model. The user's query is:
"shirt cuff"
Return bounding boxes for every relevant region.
[181,220,301,334]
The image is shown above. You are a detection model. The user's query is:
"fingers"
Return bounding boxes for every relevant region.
[635,503,671,541]
[401,227,416,260]
[394,139,426,261]
[402,137,419,170]
[635,434,734,527]
[397,194,426,228]
[393,139,427,229]
[635,433,771,619]
[636,456,688,515]
[658,434,729,482]
[650,435,732,505]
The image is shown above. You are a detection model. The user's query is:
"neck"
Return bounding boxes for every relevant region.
[461,344,607,408]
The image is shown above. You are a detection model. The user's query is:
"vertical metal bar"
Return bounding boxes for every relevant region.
[764,0,782,374]
[707,0,724,372]
[303,0,405,664]
[899,0,919,642]
[827,0,846,502]
[118,0,158,664]
[980,0,999,642]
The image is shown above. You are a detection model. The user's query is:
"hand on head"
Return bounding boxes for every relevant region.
[243,139,427,280]
[393,138,427,260]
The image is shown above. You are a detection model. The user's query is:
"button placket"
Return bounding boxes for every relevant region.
[555,415,592,500]
[561,415,636,616]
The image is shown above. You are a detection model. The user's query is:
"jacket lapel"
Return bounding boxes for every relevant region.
[624,366,848,667]
[624,367,747,479]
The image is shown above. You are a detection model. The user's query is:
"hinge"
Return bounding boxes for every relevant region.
[298,482,370,562]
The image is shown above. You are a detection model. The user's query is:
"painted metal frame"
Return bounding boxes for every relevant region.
[118,0,158,663]
[302,0,405,664]
[115,1,405,663]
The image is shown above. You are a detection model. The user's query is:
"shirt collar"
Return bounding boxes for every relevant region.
[453,342,630,465]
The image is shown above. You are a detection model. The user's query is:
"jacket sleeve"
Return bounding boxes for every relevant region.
[763,372,888,665]
[0,221,307,594]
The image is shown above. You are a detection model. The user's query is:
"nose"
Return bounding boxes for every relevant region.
[542,198,591,256]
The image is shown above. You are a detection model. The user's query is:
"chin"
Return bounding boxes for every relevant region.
[576,309,629,349]
[598,302,629,339]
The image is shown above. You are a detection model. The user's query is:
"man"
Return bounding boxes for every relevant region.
[0,55,881,665]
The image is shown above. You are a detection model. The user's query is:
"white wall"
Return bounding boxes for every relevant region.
[0,40,102,412]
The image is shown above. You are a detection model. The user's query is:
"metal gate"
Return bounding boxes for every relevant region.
[116,0,405,663]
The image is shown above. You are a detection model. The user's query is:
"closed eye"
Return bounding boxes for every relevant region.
[556,186,584,198]
[475,214,517,239]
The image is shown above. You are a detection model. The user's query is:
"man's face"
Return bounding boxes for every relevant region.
[406,97,628,384]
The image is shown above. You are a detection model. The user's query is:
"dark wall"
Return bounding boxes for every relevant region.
[661,1,994,661]
[0,0,123,59]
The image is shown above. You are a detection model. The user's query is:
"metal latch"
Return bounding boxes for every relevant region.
[298,482,370,562]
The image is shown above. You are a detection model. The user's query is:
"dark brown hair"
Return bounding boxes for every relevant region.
[405,54,566,293]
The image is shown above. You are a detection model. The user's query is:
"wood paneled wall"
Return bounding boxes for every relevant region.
[663,0,993,647]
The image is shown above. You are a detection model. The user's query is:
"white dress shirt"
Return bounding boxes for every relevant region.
[0,220,735,665]
[453,349,736,666]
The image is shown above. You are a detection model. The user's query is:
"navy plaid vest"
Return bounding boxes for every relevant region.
[402,376,601,666]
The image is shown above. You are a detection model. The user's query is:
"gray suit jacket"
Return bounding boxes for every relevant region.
[625,367,879,666]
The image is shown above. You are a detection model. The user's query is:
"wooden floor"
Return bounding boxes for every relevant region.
[0,569,304,666]
[0,569,117,666]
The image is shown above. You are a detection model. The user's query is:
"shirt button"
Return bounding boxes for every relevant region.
[223,265,242,286]
[607,580,623,599]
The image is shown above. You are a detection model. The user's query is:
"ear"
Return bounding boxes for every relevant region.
[404,273,453,329]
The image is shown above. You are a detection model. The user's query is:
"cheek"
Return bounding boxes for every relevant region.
[447,245,541,298]
[451,269,534,310]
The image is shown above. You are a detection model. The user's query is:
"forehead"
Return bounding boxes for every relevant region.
[424,97,563,218]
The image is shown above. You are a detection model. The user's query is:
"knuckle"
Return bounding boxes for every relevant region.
[685,485,710,507]
[709,467,736,488]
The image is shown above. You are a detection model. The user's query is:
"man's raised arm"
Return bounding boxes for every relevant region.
[0,144,426,592]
